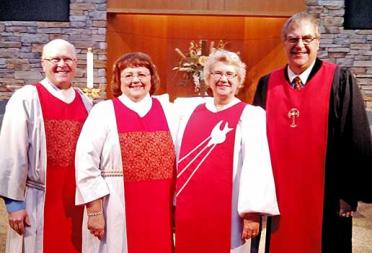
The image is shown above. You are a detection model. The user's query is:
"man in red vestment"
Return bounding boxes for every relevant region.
[0,39,91,253]
[253,12,372,253]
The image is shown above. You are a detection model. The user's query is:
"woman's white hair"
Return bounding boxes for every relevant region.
[203,49,246,86]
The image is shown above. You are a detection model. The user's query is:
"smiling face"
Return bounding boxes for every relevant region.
[208,61,240,104]
[120,66,152,102]
[41,39,77,89]
[283,19,320,74]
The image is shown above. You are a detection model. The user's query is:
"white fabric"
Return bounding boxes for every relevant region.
[287,60,316,85]
[40,78,76,103]
[174,97,280,251]
[0,83,92,253]
[75,94,177,253]
[118,93,152,117]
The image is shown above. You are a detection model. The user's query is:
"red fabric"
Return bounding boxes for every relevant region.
[113,98,175,253]
[35,83,87,253]
[175,102,245,253]
[266,62,337,253]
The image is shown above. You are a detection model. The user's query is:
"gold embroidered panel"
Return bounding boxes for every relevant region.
[44,119,83,168]
[119,131,175,182]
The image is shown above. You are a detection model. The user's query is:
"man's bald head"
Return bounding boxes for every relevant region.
[41,39,78,89]
[42,39,76,59]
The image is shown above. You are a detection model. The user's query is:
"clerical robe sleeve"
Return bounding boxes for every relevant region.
[75,101,112,205]
[237,105,280,216]
[330,67,372,205]
[252,74,270,109]
[153,94,179,145]
[0,86,37,201]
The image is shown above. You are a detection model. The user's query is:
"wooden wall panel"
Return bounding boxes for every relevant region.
[107,14,288,102]
[242,17,287,102]
[107,14,168,97]
[107,0,305,16]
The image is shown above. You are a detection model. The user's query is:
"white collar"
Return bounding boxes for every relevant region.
[205,97,241,112]
[40,78,75,103]
[118,93,152,117]
[287,60,316,85]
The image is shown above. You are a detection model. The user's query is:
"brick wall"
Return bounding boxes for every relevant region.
[307,0,372,109]
[0,0,107,100]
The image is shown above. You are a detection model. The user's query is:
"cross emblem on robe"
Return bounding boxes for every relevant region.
[288,108,300,127]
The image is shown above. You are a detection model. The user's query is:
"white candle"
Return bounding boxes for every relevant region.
[87,48,94,89]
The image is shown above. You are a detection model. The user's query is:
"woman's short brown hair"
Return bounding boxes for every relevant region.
[111,52,160,97]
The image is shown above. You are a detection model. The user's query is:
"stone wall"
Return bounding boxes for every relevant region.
[0,0,107,100]
[307,0,372,109]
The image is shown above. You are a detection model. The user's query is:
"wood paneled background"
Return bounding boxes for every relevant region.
[108,0,305,17]
[106,0,305,102]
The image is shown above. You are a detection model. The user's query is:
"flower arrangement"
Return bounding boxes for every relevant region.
[173,40,228,95]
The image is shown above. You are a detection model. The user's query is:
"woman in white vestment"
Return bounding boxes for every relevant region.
[75,52,177,253]
[174,49,280,253]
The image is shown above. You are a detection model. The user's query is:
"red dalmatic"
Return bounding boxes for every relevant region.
[175,102,245,253]
[266,62,337,253]
[113,98,175,253]
[36,83,87,253]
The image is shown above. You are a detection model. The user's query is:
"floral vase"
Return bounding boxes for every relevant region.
[193,73,209,97]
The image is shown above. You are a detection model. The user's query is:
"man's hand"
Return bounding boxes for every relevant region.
[87,214,105,240]
[339,199,353,218]
[8,209,31,235]
[241,213,260,240]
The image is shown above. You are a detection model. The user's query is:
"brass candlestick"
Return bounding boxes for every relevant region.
[82,87,102,100]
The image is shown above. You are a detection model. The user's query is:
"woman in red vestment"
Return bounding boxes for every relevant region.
[75,52,176,253]
[175,49,279,253]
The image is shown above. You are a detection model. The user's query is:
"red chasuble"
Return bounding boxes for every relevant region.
[266,62,336,253]
[113,97,175,253]
[175,102,245,253]
[35,83,87,253]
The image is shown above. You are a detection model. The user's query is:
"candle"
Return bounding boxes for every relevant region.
[175,48,186,59]
[86,48,94,89]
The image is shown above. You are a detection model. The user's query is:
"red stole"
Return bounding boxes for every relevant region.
[266,62,336,253]
[35,83,87,253]
[113,97,175,253]
[175,102,246,253]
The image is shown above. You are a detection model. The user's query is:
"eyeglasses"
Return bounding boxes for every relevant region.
[211,71,237,80]
[286,36,319,45]
[121,73,151,82]
[43,57,76,65]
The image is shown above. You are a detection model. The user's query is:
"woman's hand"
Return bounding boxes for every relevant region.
[241,213,260,240]
[87,213,105,240]
[86,198,105,240]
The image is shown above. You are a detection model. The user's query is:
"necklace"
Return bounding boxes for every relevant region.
[215,104,227,111]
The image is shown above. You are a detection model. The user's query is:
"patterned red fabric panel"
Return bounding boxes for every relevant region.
[44,119,84,168]
[120,131,175,182]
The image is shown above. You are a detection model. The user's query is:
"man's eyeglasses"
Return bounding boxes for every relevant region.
[211,71,237,80]
[121,73,151,82]
[43,57,76,65]
[286,36,319,45]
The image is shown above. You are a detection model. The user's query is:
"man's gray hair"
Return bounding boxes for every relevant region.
[281,12,320,41]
